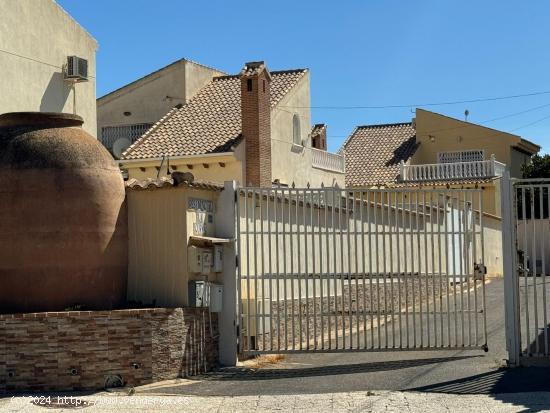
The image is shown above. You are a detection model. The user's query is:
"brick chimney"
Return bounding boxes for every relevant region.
[240,61,272,187]
[311,124,327,150]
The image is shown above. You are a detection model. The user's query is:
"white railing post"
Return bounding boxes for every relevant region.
[501,170,521,366]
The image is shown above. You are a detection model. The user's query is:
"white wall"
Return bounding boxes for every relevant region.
[97,60,224,141]
[270,72,345,188]
[0,0,98,136]
[517,219,550,275]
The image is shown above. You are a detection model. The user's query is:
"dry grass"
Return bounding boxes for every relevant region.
[242,354,286,369]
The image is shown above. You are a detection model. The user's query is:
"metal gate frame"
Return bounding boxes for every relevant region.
[502,172,550,366]
[237,185,488,355]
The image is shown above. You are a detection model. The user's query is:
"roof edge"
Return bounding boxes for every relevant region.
[53,0,98,46]
[213,68,308,82]
[356,121,413,129]
[98,58,227,102]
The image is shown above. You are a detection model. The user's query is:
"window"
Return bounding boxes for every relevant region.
[438,150,484,164]
[101,123,153,149]
[246,78,253,92]
[292,114,301,145]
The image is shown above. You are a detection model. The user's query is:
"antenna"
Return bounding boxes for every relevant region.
[464,109,470,121]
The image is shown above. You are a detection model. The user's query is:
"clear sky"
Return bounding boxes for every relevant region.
[58,0,550,154]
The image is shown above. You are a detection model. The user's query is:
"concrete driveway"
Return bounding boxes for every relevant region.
[142,278,550,397]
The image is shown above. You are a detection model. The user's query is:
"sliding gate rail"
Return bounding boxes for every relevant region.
[236,186,487,355]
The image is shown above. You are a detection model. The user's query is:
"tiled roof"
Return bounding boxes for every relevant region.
[342,123,418,187]
[121,69,308,160]
[125,176,223,191]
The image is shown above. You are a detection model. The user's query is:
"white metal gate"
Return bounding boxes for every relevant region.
[503,176,550,365]
[237,186,488,355]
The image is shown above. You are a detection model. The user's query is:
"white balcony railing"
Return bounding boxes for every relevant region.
[400,155,506,182]
[311,147,345,173]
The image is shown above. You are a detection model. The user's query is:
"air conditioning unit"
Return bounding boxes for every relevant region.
[65,56,88,82]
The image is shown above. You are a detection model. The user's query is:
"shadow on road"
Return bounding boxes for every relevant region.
[204,355,481,381]
[411,367,550,413]
[410,367,550,394]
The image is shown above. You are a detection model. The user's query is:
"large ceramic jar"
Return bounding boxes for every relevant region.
[0,112,128,313]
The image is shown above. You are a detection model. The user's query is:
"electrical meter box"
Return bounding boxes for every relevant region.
[201,249,213,275]
[209,283,223,312]
[213,245,223,273]
[188,280,209,307]
[188,246,203,273]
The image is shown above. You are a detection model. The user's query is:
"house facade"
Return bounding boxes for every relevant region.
[116,61,345,188]
[97,59,225,157]
[0,0,98,136]
[341,108,540,276]
[342,108,539,216]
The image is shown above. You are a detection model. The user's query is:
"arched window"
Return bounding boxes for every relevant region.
[292,114,301,145]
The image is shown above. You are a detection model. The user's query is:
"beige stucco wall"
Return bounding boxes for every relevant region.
[481,216,503,277]
[271,72,345,188]
[413,109,529,177]
[127,186,220,307]
[0,0,98,136]
[97,60,224,138]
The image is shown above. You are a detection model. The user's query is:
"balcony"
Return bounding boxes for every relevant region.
[400,156,506,182]
[311,147,345,173]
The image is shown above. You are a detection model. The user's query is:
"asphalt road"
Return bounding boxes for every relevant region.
[145,278,550,397]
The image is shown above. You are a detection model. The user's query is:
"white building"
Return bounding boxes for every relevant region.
[0,0,98,136]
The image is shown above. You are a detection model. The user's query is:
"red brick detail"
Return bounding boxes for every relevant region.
[0,308,218,393]
[241,64,272,187]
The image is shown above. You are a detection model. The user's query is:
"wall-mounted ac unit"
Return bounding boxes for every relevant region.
[65,56,88,82]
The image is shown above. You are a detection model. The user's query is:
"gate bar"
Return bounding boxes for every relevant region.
[501,170,521,366]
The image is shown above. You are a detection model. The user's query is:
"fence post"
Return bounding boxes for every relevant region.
[500,169,521,366]
[216,180,238,366]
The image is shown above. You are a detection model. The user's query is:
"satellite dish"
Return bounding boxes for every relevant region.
[112,138,131,159]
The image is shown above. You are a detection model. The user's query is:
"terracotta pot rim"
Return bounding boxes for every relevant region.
[0,112,84,128]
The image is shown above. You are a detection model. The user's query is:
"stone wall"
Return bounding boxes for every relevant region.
[0,307,218,393]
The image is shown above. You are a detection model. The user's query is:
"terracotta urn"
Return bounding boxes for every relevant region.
[0,112,128,313]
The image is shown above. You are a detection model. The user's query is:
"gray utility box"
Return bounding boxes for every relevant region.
[209,283,223,312]
[188,280,209,307]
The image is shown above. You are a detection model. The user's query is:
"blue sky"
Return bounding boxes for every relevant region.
[58,0,550,153]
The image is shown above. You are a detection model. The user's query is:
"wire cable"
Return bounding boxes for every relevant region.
[0,48,96,79]
[279,90,550,110]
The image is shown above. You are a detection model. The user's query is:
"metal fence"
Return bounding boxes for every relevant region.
[504,177,550,364]
[236,186,487,355]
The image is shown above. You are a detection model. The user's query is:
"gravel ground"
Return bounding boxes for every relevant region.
[240,275,481,352]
